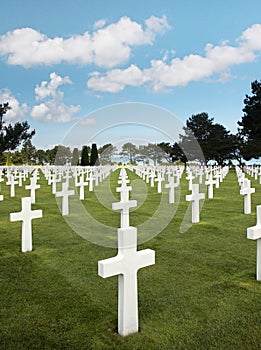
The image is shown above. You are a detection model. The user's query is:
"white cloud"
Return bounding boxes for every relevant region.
[35,72,72,100]
[94,19,106,29]
[0,89,28,122]
[87,23,261,93]
[30,72,80,123]
[31,100,80,123]
[0,16,169,68]
[79,118,96,126]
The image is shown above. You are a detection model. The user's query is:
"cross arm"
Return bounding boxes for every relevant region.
[247,225,261,240]
[98,255,123,278]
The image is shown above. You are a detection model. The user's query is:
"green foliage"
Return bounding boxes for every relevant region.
[90,143,99,166]
[238,80,261,160]
[120,142,138,163]
[80,145,89,166]
[71,147,79,166]
[20,140,37,165]
[99,143,117,164]
[0,102,35,155]
[179,112,236,165]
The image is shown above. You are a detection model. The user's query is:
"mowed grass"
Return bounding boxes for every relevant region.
[0,167,261,350]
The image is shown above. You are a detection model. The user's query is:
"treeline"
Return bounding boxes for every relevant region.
[0,79,260,166]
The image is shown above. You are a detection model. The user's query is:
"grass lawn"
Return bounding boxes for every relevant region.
[0,167,261,349]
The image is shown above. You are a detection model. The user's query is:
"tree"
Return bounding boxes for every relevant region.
[238,80,261,160]
[207,124,236,165]
[179,112,213,163]
[36,149,47,165]
[20,140,37,164]
[80,145,89,166]
[0,103,11,130]
[90,143,99,166]
[119,142,138,163]
[99,143,117,164]
[139,143,166,165]
[71,147,79,166]
[0,102,35,156]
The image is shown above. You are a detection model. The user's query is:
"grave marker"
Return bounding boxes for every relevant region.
[247,205,261,281]
[98,226,155,336]
[10,197,42,252]
[186,184,205,223]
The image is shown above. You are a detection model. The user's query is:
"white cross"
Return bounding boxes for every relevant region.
[186,171,195,191]
[56,182,75,216]
[186,183,205,223]
[25,175,40,204]
[240,179,255,214]
[112,185,136,227]
[98,226,155,336]
[10,197,42,252]
[155,172,164,193]
[247,205,261,280]
[6,175,18,197]
[87,171,94,192]
[149,170,156,187]
[75,174,88,200]
[205,174,216,199]
[165,176,179,204]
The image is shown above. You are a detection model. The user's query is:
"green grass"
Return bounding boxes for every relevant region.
[0,168,261,349]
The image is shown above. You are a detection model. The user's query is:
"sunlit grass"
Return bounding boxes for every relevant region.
[0,167,260,349]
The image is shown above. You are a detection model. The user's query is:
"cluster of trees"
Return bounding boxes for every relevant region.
[0,79,260,166]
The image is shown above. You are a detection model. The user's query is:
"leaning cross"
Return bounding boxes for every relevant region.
[55,182,75,216]
[186,183,205,223]
[247,205,261,281]
[98,226,155,336]
[10,197,42,252]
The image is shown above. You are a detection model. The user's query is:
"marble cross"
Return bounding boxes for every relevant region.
[55,182,75,216]
[112,183,137,228]
[186,183,205,223]
[98,226,155,336]
[247,205,261,280]
[25,175,40,204]
[205,174,216,199]
[75,174,88,200]
[240,178,255,214]
[165,176,179,204]
[10,197,42,252]
[6,175,18,197]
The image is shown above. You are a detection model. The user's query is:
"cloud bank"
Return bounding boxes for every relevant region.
[87,23,261,92]
[0,16,169,68]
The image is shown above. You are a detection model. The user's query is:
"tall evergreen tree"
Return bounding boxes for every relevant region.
[90,143,99,166]
[80,145,89,166]
[238,80,261,160]
[71,147,79,165]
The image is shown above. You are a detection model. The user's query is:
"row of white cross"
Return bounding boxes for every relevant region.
[98,167,155,336]
[7,166,116,252]
[2,164,261,339]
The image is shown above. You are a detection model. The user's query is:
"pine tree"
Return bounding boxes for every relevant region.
[80,145,89,166]
[90,143,99,166]
[71,148,79,166]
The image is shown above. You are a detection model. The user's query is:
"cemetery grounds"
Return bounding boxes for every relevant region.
[0,166,261,350]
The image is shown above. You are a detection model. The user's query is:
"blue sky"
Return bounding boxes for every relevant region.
[0,0,261,150]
